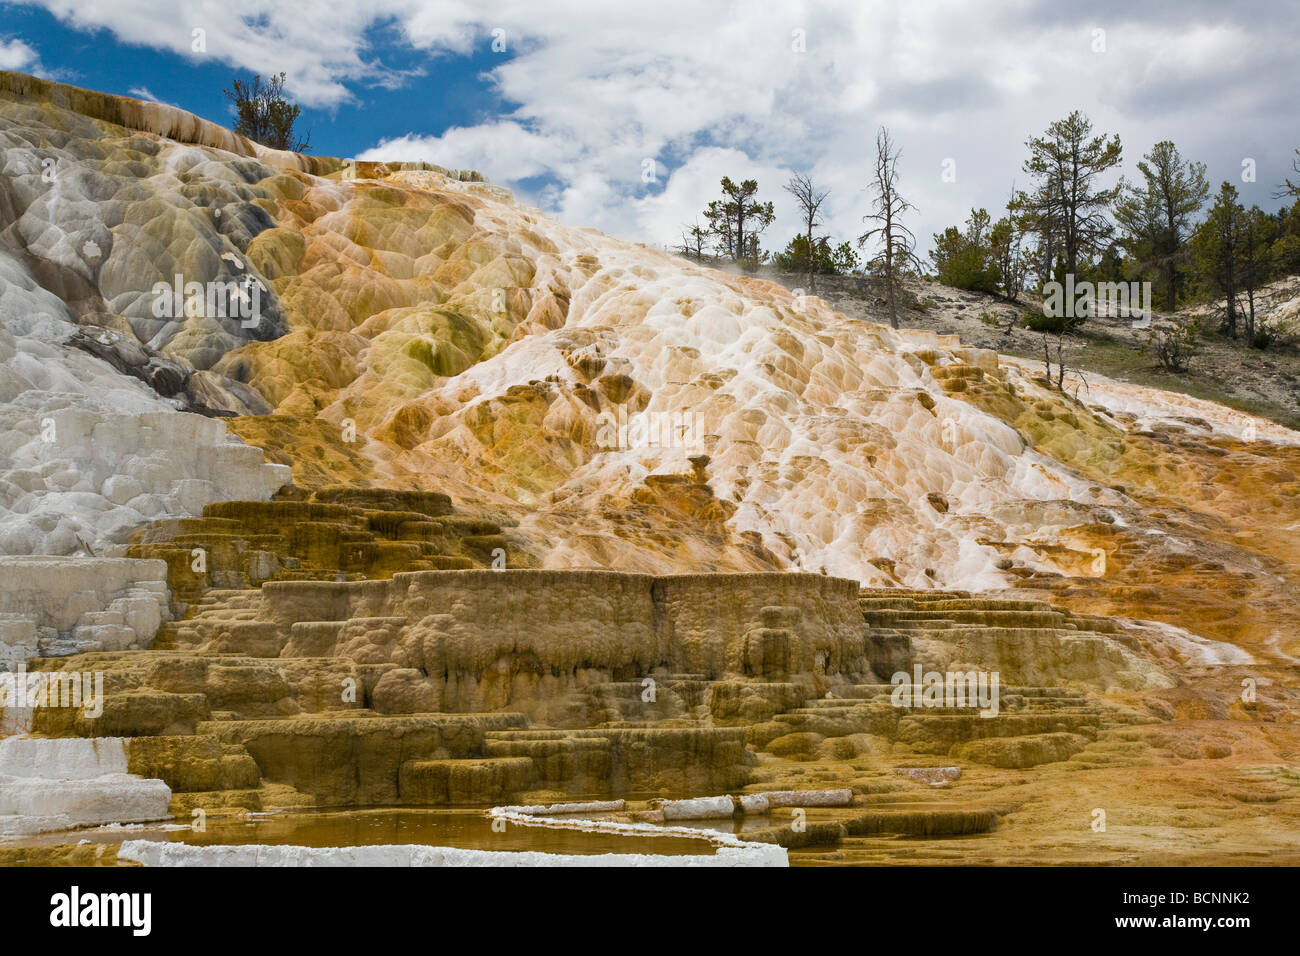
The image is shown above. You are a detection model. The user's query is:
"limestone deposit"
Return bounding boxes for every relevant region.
[0,736,170,838]
[0,556,170,666]
[0,73,1298,866]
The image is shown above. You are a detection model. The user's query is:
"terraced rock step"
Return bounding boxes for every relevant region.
[861,590,1121,631]
[757,584,1153,768]
[0,737,172,838]
[399,757,536,804]
[27,651,363,736]
[1,529,1170,832]
[484,727,749,794]
[0,556,171,663]
[860,588,1165,690]
[199,713,528,806]
[126,487,515,603]
[744,806,1000,849]
[483,733,613,792]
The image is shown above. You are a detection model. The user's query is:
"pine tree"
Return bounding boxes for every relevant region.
[989,216,1025,301]
[1012,111,1122,282]
[930,208,998,295]
[1239,206,1273,345]
[702,177,774,266]
[1114,141,1208,311]
[1192,182,1247,338]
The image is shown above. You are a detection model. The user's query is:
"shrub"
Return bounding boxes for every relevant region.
[773,235,860,275]
[1022,310,1070,334]
[1148,322,1198,371]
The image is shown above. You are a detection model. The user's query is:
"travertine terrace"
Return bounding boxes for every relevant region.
[1,72,1298,866]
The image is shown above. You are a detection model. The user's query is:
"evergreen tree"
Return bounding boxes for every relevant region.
[1239,206,1273,346]
[702,177,775,266]
[223,72,311,152]
[930,208,999,294]
[1114,141,1209,311]
[1012,111,1122,282]
[989,215,1025,301]
[1192,182,1248,338]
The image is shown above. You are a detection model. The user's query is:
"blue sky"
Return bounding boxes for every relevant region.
[2,0,1297,256]
[0,3,507,159]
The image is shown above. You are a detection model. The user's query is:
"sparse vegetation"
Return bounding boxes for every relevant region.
[1147,321,1199,372]
[771,235,859,277]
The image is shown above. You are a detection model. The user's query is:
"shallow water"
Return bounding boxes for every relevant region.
[14,807,722,857]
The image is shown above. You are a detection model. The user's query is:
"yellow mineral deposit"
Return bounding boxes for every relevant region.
[0,71,1297,867]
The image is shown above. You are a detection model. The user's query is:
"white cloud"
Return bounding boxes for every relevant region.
[127,85,180,107]
[636,147,795,255]
[357,121,574,183]
[0,37,39,71]
[23,0,410,106]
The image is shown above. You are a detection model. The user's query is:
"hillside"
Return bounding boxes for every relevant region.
[778,270,1300,430]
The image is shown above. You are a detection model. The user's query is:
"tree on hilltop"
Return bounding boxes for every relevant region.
[1192,182,1249,339]
[702,177,775,268]
[930,208,999,295]
[224,72,312,153]
[783,172,831,289]
[1276,148,1300,200]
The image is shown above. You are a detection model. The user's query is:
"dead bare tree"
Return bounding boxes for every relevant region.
[1275,148,1300,200]
[1042,332,1065,390]
[677,219,709,261]
[1039,331,1094,397]
[858,126,922,329]
[784,172,830,291]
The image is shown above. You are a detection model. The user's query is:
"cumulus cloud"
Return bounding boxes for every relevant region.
[0,36,39,71]
[13,0,1300,252]
[21,0,414,106]
[358,121,574,183]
